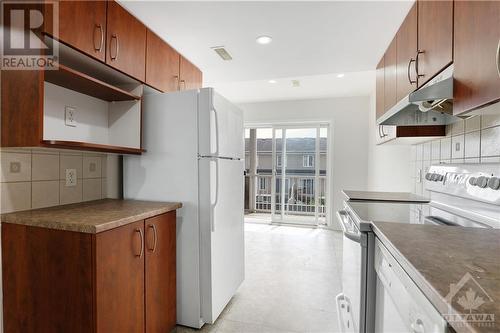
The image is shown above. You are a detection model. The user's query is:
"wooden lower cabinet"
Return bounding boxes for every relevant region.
[95,220,145,333]
[2,211,177,333]
[145,213,177,333]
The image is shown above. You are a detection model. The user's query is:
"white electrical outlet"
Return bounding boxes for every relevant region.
[65,106,77,127]
[65,169,77,187]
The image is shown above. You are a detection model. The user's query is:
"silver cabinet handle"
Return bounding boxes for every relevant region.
[135,228,144,257]
[180,79,186,90]
[148,224,157,252]
[496,39,500,78]
[378,125,387,139]
[380,125,387,138]
[94,24,104,52]
[174,76,180,90]
[407,58,417,84]
[415,50,425,78]
[110,34,119,60]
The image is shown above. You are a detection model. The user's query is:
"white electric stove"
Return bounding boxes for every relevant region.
[336,164,500,333]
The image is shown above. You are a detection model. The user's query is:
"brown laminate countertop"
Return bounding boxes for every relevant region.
[0,199,182,234]
[372,222,500,333]
[342,190,430,203]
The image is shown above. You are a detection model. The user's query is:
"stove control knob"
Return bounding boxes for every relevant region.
[425,173,432,181]
[477,176,489,188]
[469,177,477,186]
[437,174,444,182]
[487,177,500,190]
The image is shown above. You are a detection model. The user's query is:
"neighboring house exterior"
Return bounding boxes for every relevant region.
[244,138,327,176]
[244,138,328,215]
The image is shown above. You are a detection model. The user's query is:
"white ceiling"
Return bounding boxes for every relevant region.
[121,0,414,103]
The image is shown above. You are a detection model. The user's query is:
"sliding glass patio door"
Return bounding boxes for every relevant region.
[270,125,328,226]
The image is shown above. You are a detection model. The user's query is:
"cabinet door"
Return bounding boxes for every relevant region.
[384,37,397,112]
[180,55,203,90]
[454,1,500,115]
[396,3,417,101]
[376,57,385,120]
[417,0,453,87]
[57,1,107,62]
[2,223,94,333]
[146,29,181,92]
[145,212,177,333]
[106,1,146,81]
[95,220,145,333]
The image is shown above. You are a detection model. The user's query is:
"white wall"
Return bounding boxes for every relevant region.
[366,87,412,192]
[240,96,370,229]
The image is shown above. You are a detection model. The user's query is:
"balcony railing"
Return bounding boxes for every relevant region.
[249,174,326,217]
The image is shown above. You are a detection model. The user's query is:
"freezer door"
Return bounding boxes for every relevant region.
[198,88,244,159]
[199,158,245,324]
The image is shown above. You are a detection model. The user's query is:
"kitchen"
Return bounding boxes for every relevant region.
[0,1,499,333]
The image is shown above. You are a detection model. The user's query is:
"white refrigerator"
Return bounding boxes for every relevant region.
[123,88,245,329]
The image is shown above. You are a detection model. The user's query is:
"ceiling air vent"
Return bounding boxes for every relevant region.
[212,46,232,61]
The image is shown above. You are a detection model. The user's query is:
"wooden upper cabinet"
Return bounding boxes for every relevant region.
[95,220,145,333]
[56,1,107,62]
[454,1,500,115]
[417,0,453,87]
[146,29,181,92]
[376,57,385,120]
[396,3,417,101]
[384,37,398,112]
[145,212,177,333]
[180,55,203,90]
[106,1,146,81]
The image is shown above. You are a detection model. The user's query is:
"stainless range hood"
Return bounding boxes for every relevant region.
[378,65,466,126]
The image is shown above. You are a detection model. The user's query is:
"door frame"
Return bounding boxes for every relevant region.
[245,121,331,226]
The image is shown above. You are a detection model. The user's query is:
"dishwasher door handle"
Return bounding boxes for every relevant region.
[337,210,361,243]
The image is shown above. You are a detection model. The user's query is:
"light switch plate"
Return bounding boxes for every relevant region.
[65,106,77,127]
[65,169,77,187]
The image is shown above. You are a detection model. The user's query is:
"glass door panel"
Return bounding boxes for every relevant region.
[282,128,318,225]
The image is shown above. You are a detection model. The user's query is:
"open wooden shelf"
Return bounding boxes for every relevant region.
[44,64,141,102]
[41,140,145,155]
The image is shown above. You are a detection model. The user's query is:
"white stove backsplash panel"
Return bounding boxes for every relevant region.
[411,111,500,198]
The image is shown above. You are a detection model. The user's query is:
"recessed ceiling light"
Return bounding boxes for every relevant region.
[256,35,273,45]
[337,73,345,78]
[268,80,277,84]
[291,80,300,87]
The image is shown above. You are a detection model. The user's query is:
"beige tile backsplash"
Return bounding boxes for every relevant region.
[1,149,118,213]
[412,112,500,197]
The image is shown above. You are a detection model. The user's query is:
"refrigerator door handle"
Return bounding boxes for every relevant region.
[211,107,220,156]
[210,158,219,232]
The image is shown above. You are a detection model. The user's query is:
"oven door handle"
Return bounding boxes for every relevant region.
[337,210,361,243]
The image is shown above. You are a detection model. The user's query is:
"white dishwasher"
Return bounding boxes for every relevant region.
[374,238,449,333]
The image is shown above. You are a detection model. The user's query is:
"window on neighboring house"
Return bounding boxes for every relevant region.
[276,154,285,167]
[259,177,267,190]
[303,155,314,167]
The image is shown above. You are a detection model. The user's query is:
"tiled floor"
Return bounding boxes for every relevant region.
[176,223,343,333]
